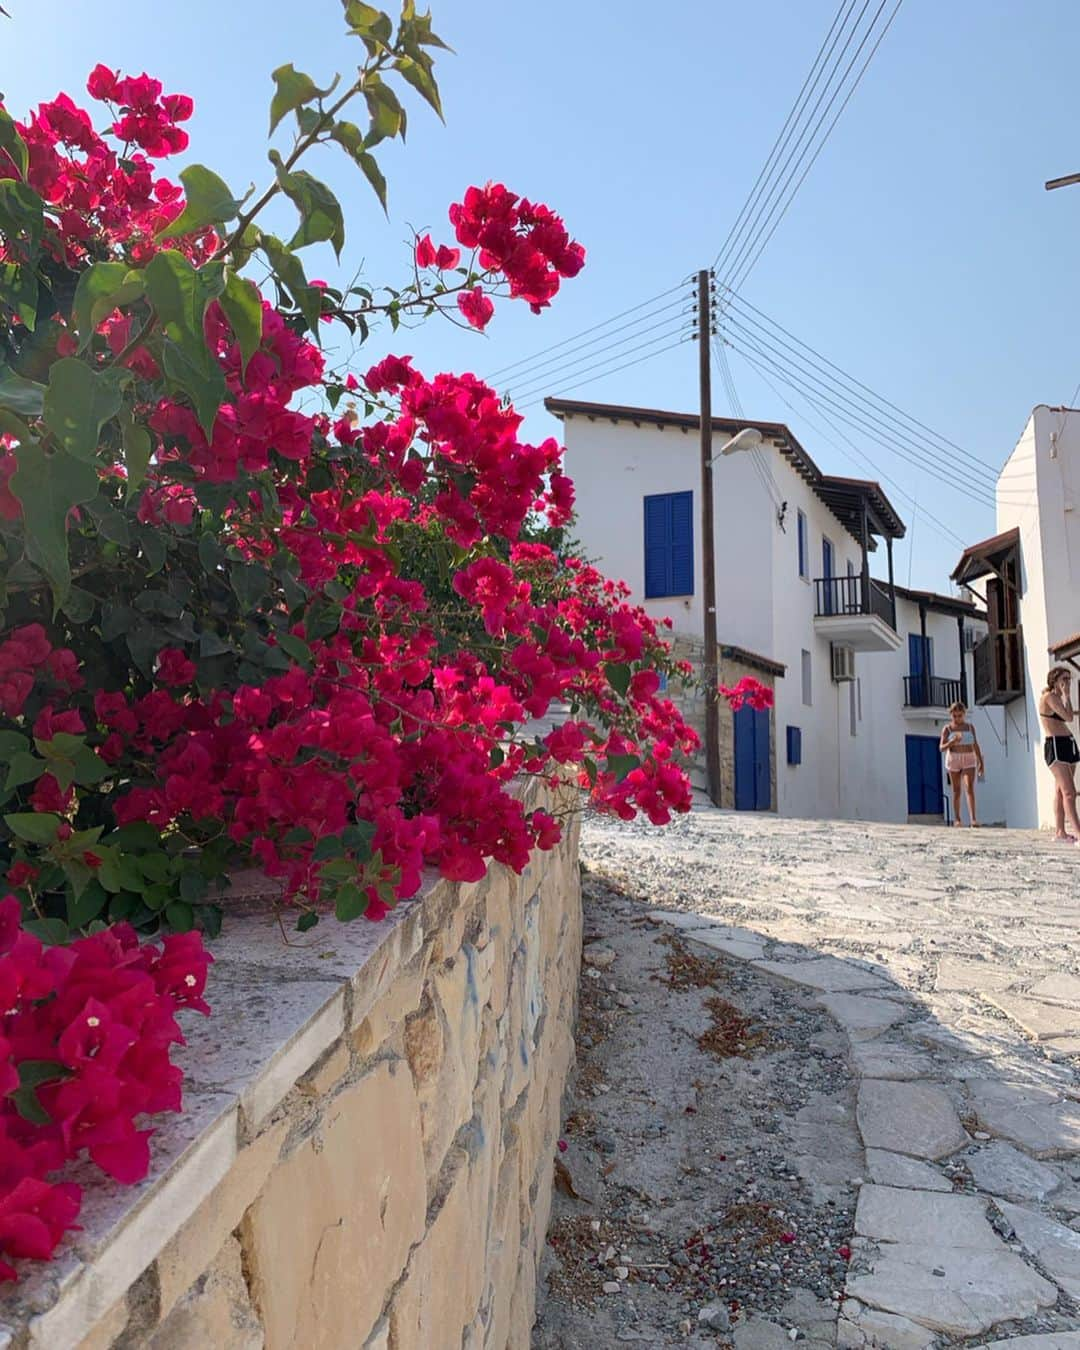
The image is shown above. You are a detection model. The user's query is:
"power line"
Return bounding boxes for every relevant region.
[722,312,999,501]
[712,0,857,274]
[500,296,692,397]
[508,317,694,407]
[723,328,998,509]
[710,337,785,512]
[483,278,688,384]
[516,334,692,413]
[721,286,999,478]
[724,0,904,295]
[718,0,875,286]
[732,341,972,551]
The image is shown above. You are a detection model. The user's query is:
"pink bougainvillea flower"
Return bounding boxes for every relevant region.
[457,286,494,330]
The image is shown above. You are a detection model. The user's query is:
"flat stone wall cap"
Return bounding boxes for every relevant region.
[753,955,889,993]
[817,992,908,1040]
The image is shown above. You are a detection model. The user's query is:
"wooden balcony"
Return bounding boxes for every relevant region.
[973,626,1024,705]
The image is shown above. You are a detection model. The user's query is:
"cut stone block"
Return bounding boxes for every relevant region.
[687,928,767,961]
[818,993,909,1040]
[996,1200,1080,1299]
[966,1142,1062,1202]
[857,1081,967,1160]
[855,1185,999,1249]
[865,1149,952,1192]
[986,993,1078,1041]
[968,1079,1080,1158]
[845,1239,1057,1335]
[752,956,889,993]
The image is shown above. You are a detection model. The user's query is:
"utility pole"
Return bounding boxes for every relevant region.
[697,268,722,807]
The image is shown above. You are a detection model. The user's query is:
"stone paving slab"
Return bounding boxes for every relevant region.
[856,1081,967,1160]
[998,1201,1080,1299]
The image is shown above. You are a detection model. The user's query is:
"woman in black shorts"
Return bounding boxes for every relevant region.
[1039,665,1080,843]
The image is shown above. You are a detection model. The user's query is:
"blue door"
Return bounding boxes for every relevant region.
[905,734,943,815]
[908,634,933,705]
[822,537,834,614]
[735,706,771,810]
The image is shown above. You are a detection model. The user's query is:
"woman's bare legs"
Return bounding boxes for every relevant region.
[1054,786,1070,839]
[949,772,964,825]
[1050,761,1080,840]
[962,768,978,826]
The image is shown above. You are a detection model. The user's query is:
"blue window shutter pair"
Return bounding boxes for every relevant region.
[643,491,694,598]
[797,510,807,578]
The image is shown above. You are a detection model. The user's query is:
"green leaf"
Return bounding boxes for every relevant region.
[85,495,131,545]
[0,261,39,330]
[277,633,311,666]
[357,153,388,213]
[362,79,406,147]
[12,1084,52,1125]
[334,882,368,922]
[5,752,43,790]
[120,413,152,497]
[0,364,45,416]
[0,178,43,256]
[179,870,208,903]
[165,900,195,932]
[606,752,640,783]
[109,822,160,851]
[313,833,344,862]
[393,54,444,120]
[144,249,226,356]
[281,169,345,258]
[219,272,263,374]
[162,338,227,439]
[67,879,108,928]
[60,585,96,623]
[259,234,323,334]
[159,164,243,239]
[21,917,69,946]
[10,444,100,601]
[296,910,319,933]
[0,107,29,180]
[604,662,632,697]
[489,745,505,770]
[18,1059,73,1088]
[230,561,269,613]
[72,262,145,351]
[343,1,386,35]
[43,358,126,462]
[342,820,375,861]
[269,64,321,135]
[71,747,110,787]
[200,904,223,939]
[0,732,29,758]
[283,826,313,845]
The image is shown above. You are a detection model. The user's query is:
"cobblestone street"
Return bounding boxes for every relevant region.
[581,808,1080,1346]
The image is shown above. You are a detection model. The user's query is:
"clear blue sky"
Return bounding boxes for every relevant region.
[6,1,1079,590]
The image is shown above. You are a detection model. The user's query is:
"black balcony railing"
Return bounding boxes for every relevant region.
[973,626,1024,705]
[813,575,895,628]
[903,674,962,708]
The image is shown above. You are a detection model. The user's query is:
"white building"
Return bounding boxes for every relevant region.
[550,397,1007,825]
[954,405,1080,829]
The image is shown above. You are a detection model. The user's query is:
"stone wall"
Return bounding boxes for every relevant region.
[1,792,582,1350]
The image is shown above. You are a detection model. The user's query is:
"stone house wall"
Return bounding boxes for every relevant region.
[668,636,779,810]
[1,790,582,1350]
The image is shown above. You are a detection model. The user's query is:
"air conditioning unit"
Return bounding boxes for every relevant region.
[831,643,856,683]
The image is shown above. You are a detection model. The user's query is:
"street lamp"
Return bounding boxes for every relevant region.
[714,426,764,461]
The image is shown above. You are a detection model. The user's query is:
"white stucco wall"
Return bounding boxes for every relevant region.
[994,406,1080,829]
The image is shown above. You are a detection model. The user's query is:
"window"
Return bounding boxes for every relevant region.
[797,509,808,579]
[849,680,857,737]
[786,726,802,766]
[643,492,693,598]
[801,649,812,707]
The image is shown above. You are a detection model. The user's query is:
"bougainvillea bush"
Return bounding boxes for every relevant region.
[0,0,728,1280]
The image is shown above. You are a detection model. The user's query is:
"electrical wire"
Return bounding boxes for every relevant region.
[500,298,693,398]
[721,286,1000,478]
[712,0,857,273]
[507,317,694,407]
[710,337,785,512]
[721,312,999,502]
[515,335,693,413]
[731,341,972,551]
[724,329,998,509]
[483,278,689,383]
[724,0,904,295]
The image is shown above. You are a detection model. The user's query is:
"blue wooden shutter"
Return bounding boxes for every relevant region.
[905,735,922,815]
[643,495,671,597]
[797,512,807,577]
[753,708,770,808]
[786,725,801,766]
[669,491,694,595]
